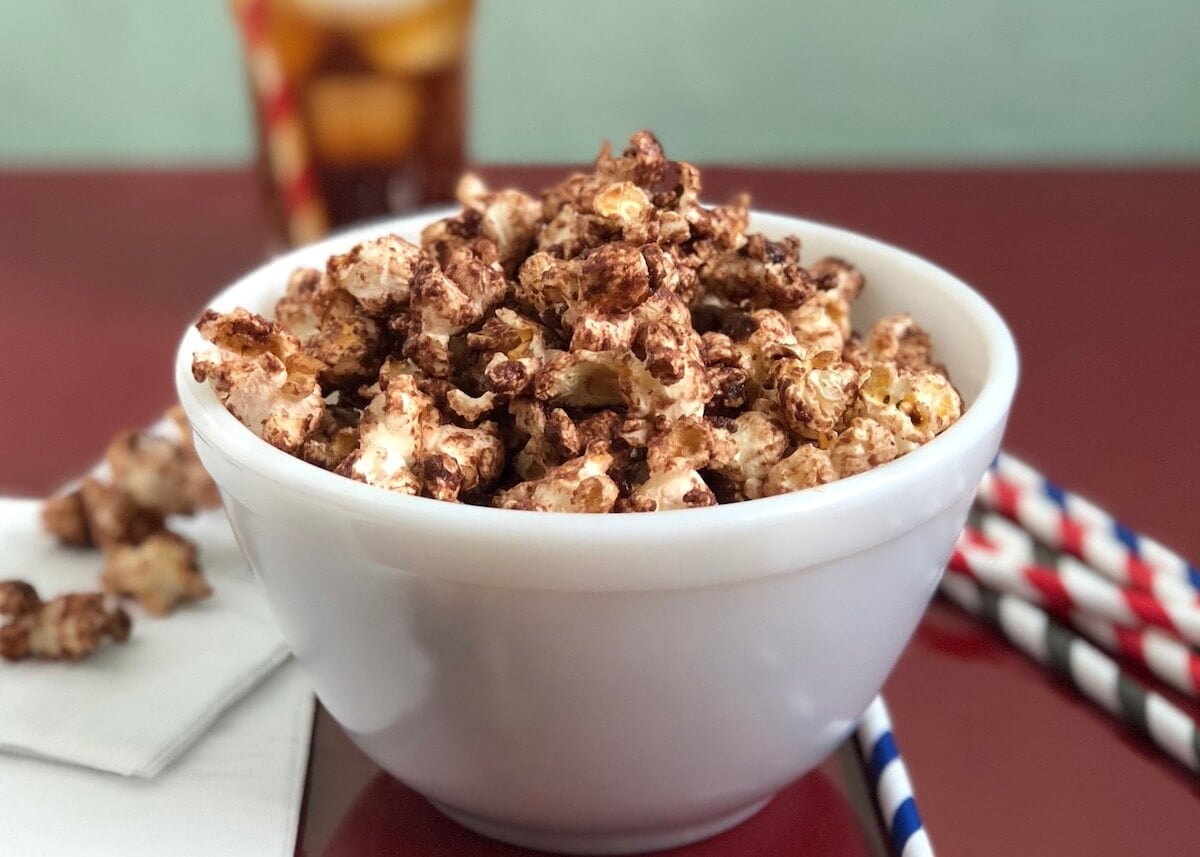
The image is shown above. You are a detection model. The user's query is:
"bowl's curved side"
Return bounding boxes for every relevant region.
[214,466,970,845]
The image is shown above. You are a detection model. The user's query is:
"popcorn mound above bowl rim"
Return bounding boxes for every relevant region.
[193,130,963,512]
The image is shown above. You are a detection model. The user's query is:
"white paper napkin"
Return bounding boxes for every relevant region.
[0,497,290,777]
[0,660,315,857]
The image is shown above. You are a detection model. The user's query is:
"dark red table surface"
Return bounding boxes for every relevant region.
[2,166,1198,856]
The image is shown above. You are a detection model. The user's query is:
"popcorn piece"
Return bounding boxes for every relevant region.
[101,532,212,616]
[405,248,507,378]
[593,181,652,227]
[580,243,652,314]
[631,289,694,378]
[544,407,584,458]
[274,267,324,340]
[620,351,710,422]
[41,491,92,547]
[434,174,544,274]
[306,288,385,390]
[627,469,716,512]
[782,297,845,355]
[568,307,638,353]
[700,234,814,310]
[857,363,963,454]
[192,309,325,453]
[508,400,553,480]
[537,131,722,257]
[619,130,671,193]
[515,251,580,316]
[298,406,360,471]
[597,181,688,248]
[706,364,749,412]
[817,290,854,340]
[802,257,864,344]
[841,333,872,371]
[618,290,712,421]
[615,416,655,450]
[625,416,730,511]
[772,350,859,442]
[326,234,423,316]
[445,387,500,422]
[87,477,169,544]
[480,358,533,398]
[46,443,211,544]
[518,245,657,352]
[465,307,554,360]
[830,416,899,477]
[106,430,217,516]
[467,308,558,398]
[642,243,699,302]
[0,580,40,617]
[763,445,837,496]
[495,443,620,513]
[676,164,749,252]
[340,362,439,495]
[534,204,611,259]
[710,411,789,500]
[698,308,806,389]
[540,133,661,225]
[509,401,581,480]
[809,256,864,304]
[645,416,733,474]
[542,409,600,450]
[42,478,164,549]
[0,584,131,662]
[419,422,505,502]
[534,351,625,409]
[701,331,742,367]
[865,314,935,371]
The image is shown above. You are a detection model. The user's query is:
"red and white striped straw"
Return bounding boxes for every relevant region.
[1067,592,1200,700]
[231,0,328,246]
[951,527,1200,647]
[940,573,1200,775]
[971,511,1200,699]
[979,457,1200,604]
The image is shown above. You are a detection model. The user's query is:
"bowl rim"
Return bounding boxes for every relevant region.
[175,209,1018,547]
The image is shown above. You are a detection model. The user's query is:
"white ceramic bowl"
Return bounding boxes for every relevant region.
[176,211,1017,854]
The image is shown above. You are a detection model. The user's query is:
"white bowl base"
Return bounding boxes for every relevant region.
[430,794,774,855]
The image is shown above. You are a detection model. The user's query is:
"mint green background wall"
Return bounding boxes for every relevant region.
[2,0,1198,166]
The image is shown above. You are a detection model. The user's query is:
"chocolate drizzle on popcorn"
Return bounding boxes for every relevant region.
[194,131,963,512]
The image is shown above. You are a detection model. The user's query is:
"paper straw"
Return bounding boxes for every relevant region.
[856,696,936,857]
[939,574,1200,775]
[971,512,1200,699]
[951,527,1200,647]
[980,456,1200,601]
[231,0,329,246]
[1068,593,1200,699]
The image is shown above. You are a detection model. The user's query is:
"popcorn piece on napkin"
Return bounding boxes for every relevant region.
[0,581,131,662]
[101,533,212,617]
[106,430,219,516]
[42,478,165,549]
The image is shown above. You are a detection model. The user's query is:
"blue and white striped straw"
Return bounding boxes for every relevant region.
[856,696,935,857]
